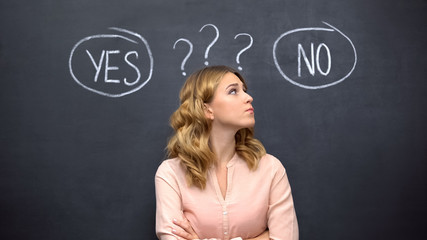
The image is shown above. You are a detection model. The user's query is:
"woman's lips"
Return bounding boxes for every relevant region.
[246,107,254,113]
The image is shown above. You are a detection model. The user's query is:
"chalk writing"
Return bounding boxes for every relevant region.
[298,43,331,77]
[273,22,357,89]
[85,50,141,86]
[173,38,193,76]
[69,27,153,97]
[234,33,253,71]
[199,24,219,66]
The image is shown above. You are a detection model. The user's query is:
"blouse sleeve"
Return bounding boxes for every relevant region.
[155,161,226,240]
[267,157,299,240]
[155,161,183,240]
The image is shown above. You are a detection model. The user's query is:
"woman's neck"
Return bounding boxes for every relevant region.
[209,128,236,166]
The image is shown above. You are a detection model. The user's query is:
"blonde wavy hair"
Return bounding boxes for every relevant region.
[166,65,266,189]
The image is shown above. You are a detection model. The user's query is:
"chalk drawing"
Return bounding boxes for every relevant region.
[297,43,331,77]
[273,22,357,89]
[173,38,193,76]
[69,27,153,97]
[234,33,253,71]
[199,24,219,66]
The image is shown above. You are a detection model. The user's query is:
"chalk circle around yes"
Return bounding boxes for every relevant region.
[69,27,153,97]
[273,22,357,90]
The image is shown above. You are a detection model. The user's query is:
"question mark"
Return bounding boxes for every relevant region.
[173,38,193,76]
[199,24,219,66]
[234,33,253,71]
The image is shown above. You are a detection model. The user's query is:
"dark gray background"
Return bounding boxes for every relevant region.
[1,0,426,239]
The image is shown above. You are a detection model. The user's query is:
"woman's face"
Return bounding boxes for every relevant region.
[205,72,255,132]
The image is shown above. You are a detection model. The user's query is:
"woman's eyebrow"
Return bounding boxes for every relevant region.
[225,83,240,90]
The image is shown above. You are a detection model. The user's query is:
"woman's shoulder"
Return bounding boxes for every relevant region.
[258,153,286,172]
[155,157,185,178]
[160,157,181,166]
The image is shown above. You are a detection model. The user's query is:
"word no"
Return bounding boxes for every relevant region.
[298,43,331,77]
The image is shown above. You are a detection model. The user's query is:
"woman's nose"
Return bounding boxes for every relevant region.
[245,92,253,103]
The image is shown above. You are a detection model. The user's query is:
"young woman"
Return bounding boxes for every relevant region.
[155,66,298,240]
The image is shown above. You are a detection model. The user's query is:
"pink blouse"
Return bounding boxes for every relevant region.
[155,154,298,240]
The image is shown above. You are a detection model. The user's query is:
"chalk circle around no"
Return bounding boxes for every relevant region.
[273,22,357,90]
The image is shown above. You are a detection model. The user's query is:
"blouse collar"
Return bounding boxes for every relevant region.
[209,152,240,170]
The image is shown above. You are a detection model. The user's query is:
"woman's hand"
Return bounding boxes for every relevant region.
[171,218,200,240]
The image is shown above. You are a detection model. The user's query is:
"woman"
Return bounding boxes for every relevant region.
[155,66,298,240]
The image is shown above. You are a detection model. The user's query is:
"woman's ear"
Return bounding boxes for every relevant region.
[203,103,214,120]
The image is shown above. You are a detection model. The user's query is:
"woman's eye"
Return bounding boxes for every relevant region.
[229,89,237,95]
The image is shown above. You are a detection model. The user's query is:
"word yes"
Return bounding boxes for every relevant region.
[86,50,141,86]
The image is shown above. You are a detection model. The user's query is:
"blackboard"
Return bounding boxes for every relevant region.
[1,0,426,239]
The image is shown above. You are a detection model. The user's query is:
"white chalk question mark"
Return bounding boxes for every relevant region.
[199,24,219,66]
[173,38,193,76]
[234,33,253,71]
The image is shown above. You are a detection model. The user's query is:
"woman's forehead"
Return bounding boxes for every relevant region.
[218,72,243,87]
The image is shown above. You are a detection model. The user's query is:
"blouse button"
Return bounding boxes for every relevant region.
[223,211,228,215]
[224,231,228,235]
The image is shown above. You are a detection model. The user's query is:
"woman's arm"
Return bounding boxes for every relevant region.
[171,217,200,240]
[173,217,269,240]
[267,157,299,240]
[246,230,269,240]
[155,162,188,240]
[156,162,227,240]
[156,163,225,240]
